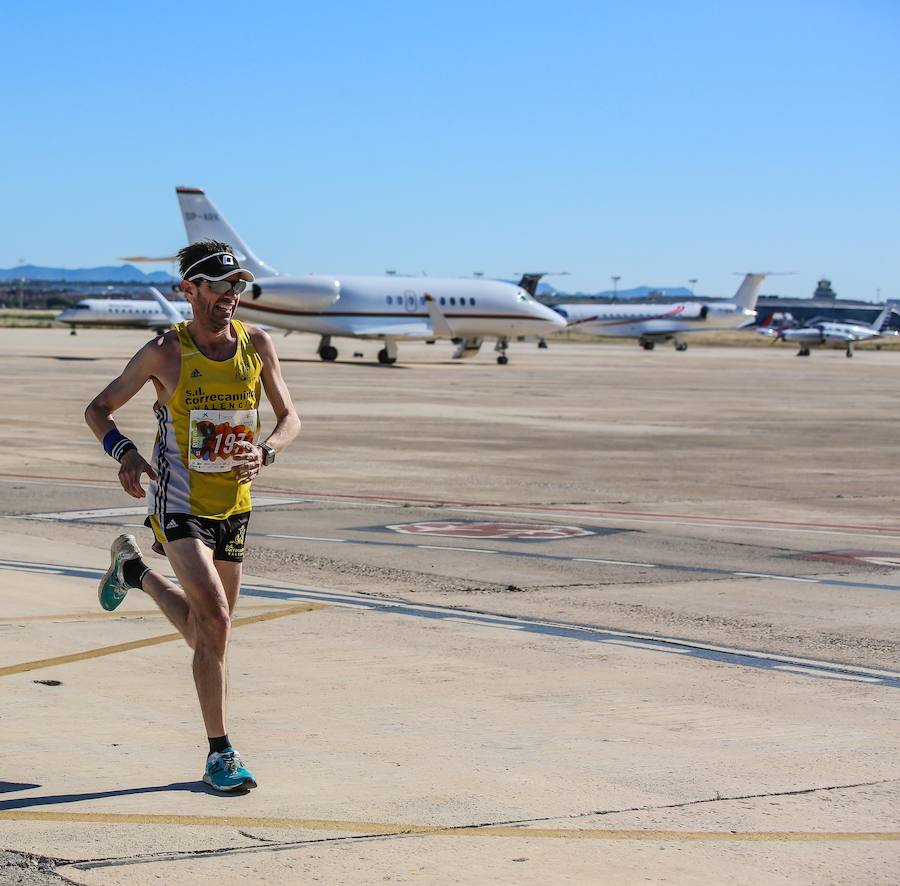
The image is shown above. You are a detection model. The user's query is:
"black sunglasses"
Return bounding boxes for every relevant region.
[202,279,247,296]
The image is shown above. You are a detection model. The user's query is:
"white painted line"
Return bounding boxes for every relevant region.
[250,496,312,508]
[0,563,69,574]
[733,572,821,583]
[416,545,499,554]
[0,478,114,491]
[267,534,347,543]
[573,557,656,568]
[609,640,688,653]
[19,496,310,523]
[23,506,146,521]
[773,665,882,683]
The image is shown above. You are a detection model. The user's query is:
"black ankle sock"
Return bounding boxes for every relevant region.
[208,735,231,756]
[122,557,150,589]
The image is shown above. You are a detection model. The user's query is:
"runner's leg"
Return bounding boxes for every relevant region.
[212,559,243,724]
[214,560,243,616]
[140,571,196,647]
[165,537,232,739]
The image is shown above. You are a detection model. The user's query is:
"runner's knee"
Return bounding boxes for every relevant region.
[194,605,231,654]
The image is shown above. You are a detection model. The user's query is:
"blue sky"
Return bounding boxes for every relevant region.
[4,0,898,299]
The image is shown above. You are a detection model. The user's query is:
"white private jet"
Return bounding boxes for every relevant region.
[756,302,900,357]
[56,296,192,334]
[549,273,767,350]
[173,187,566,364]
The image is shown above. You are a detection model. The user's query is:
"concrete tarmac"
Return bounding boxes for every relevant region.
[0,329,898,884]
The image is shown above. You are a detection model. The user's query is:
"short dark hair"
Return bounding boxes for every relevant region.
[177,239,234,279]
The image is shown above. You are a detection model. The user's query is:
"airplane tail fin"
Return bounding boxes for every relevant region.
[175,187,279,278]
[731,273,767,309]
[871,300,900,332]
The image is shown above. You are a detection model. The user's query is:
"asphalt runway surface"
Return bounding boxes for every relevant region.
[1,328,898,884]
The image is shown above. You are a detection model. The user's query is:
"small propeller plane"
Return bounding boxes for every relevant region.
[757,302,900,357]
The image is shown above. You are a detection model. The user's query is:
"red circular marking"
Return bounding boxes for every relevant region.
[387,521,594,540]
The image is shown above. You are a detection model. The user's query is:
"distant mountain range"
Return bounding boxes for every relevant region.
[0,264,176,283]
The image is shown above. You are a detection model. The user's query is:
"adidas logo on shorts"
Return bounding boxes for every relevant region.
[166,519,178,529]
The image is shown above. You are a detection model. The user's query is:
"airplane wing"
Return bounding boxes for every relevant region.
[335,317,438,338]
[148,287,186,327]
[424,294,453,337]
[639,323,710,336]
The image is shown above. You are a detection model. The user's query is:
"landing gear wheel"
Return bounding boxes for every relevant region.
[641,341,655,351]
[497,355,509,365]
[319,345,338,361]
[378,347,396,365]
[797,347,810,357]
[846,349,854,358]
[675,342,688,351]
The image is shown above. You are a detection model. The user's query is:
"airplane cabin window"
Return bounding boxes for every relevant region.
[387,296,393,305]
[440,297,446,306]
[469,298,476,306]
[450,297,456,306]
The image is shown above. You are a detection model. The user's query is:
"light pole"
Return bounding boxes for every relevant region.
[611,275,621,300]
[17,259,26,310]
[688,278,698,297]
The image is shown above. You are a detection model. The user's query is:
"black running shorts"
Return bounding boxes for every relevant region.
[146,512,250,562]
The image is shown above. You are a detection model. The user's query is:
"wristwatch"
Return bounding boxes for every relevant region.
[259,443,276,466]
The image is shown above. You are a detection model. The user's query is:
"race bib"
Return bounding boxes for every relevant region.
[188,409,257,473]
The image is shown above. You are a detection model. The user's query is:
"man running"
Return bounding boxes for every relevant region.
[85,239,301,791]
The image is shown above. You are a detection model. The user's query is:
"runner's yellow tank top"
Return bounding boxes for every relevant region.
[147,320,262,520]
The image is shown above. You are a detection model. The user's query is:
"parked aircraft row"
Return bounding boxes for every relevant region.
[54,186,894,364]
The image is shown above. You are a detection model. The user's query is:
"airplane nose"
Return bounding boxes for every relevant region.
[536,303,568,329]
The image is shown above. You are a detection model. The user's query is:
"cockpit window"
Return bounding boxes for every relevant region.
[552,306,568,319]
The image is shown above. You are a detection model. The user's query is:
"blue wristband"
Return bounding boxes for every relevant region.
[103,429,137,463]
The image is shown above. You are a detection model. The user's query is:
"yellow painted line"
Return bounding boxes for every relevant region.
[0,604,295,623]
[0,604,327,678]
[0,812,896,842]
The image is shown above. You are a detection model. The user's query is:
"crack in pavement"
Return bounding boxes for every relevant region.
[49,776,900,873]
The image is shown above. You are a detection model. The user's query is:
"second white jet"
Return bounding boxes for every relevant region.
[549,273,766,351]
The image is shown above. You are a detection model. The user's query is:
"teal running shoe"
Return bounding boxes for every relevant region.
[203,748,257,792]
[98,534,142,612]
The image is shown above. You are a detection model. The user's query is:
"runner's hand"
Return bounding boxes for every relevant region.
[118,449,158,499]
[232,439,263,485]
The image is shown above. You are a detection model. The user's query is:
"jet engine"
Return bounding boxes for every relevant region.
[677,304,709,320]
[250,277,341,310]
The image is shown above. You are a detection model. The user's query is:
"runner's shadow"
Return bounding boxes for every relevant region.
[0,780,250,810]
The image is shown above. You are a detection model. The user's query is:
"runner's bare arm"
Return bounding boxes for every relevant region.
[84,341,165,498]
[233,328,301,483]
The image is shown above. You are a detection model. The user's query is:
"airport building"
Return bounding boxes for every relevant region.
[754,279,899,330]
